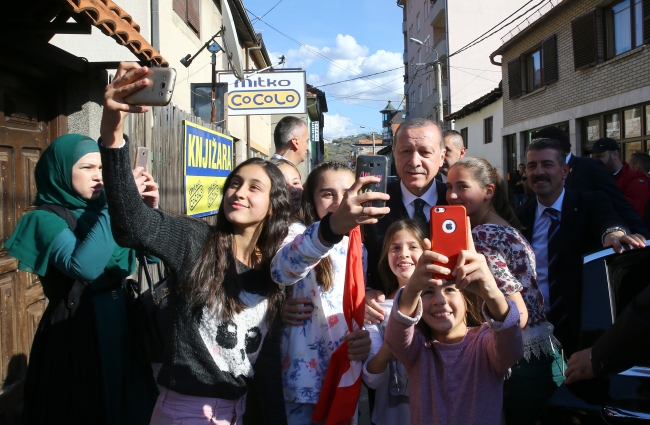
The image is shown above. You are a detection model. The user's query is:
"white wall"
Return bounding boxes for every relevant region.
[446,1,529,114]
[452,98,505,177]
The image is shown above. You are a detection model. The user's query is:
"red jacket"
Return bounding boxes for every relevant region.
[614,162,650,217]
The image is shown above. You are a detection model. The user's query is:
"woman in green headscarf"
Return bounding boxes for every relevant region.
[4,134,159,425]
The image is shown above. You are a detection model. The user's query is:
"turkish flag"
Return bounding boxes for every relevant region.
[312,226,365,425]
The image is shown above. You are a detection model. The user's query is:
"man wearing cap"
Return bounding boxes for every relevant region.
[589,137,650,218]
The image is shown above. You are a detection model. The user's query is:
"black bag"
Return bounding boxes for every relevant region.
[125,254,172,363]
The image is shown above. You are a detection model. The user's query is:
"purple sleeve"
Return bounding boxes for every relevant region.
[482,299,524,376]
[384,288,423,369]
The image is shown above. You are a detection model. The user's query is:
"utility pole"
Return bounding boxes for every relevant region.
[410,37,444,126]
[435,60,444,125]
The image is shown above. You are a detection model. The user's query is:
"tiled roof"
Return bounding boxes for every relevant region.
[445,83,502,122]
[62,0,167,66]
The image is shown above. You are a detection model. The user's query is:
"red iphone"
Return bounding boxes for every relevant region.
[430,205,468,280]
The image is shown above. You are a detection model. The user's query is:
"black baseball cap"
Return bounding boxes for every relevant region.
[588,137,620,153]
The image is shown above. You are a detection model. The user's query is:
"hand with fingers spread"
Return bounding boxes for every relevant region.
[324,176,390,239]
[603,231,646,253]
[364,289,386,325]
[281,298,314,326]
[101,62,151,147]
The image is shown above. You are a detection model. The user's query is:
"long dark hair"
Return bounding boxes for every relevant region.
[378,219,428,296]
[451,156,522,229]
[185,158,292,326]
[298,161,354,292]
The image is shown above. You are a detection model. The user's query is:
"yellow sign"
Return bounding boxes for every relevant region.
[228,90,301,110]
[183,121,233,217]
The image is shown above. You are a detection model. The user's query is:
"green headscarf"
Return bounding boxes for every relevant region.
[4,134,135,278]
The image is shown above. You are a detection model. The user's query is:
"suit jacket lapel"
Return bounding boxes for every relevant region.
[519,198,537,242]
[565,154,577,189]
[557,191,579,252]
[435,180,448,206]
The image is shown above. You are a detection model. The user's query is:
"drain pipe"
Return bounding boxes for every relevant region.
[151,0,160,51]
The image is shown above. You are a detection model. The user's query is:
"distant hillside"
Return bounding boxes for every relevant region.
[324,133,377,163]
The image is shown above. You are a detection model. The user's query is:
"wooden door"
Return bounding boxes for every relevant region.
[0,66,63,424]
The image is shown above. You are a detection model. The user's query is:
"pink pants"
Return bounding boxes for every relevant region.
[150,387,246,425]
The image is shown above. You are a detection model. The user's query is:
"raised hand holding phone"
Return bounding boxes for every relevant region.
[430,205,468,280]
[452,218,510,322]
[101,62,151,147]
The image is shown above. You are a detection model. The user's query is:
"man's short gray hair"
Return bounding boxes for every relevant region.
[526,138,566,166]
[274,116,307,151]
[394,118,443,151]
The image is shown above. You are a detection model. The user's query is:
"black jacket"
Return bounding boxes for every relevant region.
[363,179,447,290]
[516,189,626,355]
[566,154,648,236]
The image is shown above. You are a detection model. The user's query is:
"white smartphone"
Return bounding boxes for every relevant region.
[124,67,177,106]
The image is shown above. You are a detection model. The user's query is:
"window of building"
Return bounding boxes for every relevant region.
[605,0,645,59]
[507,35,557,99]
[526,48,543,92]
[191,83,227,124]
[419,85,423,103]
[418,49,421,64]
[484,117,493,144]
[460,127,468,148]
[173,0,200,35]
[417,13,421,32]
[582,103,650,158]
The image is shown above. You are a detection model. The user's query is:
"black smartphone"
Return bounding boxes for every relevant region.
[355,155,388,209]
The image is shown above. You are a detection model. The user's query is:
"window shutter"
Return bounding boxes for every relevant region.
[571,11,597,70]
[173,0,187,21]
[188,0,200,34]
[643,0,650,44]
[508,57,521,99]
[542,34,558,84]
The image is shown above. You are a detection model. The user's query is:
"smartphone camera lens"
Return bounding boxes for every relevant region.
[370,162,374,167]
[442,219,456,234]
[160,82,166,89]
[159,92,164,97]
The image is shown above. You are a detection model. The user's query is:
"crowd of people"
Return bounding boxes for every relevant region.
[6,61,650,425]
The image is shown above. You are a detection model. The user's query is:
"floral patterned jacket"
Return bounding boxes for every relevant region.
[271,222,367,403]
[473,224,559,360]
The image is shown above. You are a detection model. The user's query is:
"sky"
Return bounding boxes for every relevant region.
[242,0,536,139]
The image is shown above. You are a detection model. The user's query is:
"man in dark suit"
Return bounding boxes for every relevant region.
[564,283,650,384]
[364,118,447,323]
[533,126,648,236]
[516,138,646,355]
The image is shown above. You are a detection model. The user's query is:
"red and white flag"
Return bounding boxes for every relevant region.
[312,226,366,425]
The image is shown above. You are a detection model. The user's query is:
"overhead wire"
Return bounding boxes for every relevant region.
[249,0,284,23]
[245,8,404,96]
[448,0,548,58]
[314,66,403,88]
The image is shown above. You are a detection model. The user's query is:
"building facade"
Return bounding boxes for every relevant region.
[491,0,650,167]
[446,85,505,178]
[398,0,451,126]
